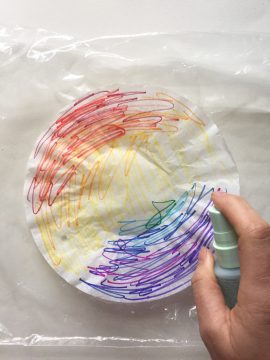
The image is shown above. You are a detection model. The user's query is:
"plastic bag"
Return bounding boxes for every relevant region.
[0,28,269,358]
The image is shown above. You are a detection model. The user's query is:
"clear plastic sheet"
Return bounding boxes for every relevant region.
[0,28,270,357]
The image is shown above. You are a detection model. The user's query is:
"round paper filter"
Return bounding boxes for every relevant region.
[24,87,239,302]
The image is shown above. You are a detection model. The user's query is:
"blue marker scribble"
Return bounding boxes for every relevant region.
[80,183,214,301]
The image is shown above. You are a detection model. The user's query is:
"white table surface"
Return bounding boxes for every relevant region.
[0,1,269,359]
[1,0,270,36]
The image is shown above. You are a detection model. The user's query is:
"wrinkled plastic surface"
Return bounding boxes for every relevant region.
[24,87,239,303]
[0,28,270,353]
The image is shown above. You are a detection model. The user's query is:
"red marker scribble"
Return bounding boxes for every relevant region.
[28,89,185,214]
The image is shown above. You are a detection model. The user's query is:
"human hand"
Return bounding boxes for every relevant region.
[192,192,270,360]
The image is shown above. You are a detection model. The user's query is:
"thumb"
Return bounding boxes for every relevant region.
[192,247,229,339]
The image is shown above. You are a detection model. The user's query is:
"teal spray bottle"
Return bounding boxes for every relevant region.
[209,206,240,309]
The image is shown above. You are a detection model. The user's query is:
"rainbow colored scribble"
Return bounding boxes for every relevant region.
[81,183,214,301]
[26,88,218,301]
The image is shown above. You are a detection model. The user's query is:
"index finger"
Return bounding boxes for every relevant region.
[211,192,268,236]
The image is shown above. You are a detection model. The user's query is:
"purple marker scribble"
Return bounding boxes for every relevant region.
[80,183,214,301]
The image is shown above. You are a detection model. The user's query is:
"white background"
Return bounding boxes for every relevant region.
[1,1,270,359]
[1,0,270,36]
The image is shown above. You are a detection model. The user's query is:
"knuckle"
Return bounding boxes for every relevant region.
[191,271,203,287]
[252,225,270,240]
[246,224,270,244]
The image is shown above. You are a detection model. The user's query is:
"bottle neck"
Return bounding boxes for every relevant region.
[214,240,240,269]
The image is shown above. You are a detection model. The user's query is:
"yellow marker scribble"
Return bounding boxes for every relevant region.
[32,90,214,274]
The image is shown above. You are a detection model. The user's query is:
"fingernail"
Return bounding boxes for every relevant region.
[198,247,208,262]
[212,191,226,197]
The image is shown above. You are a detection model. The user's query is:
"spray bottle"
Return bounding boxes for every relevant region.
[209,206,240,309]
